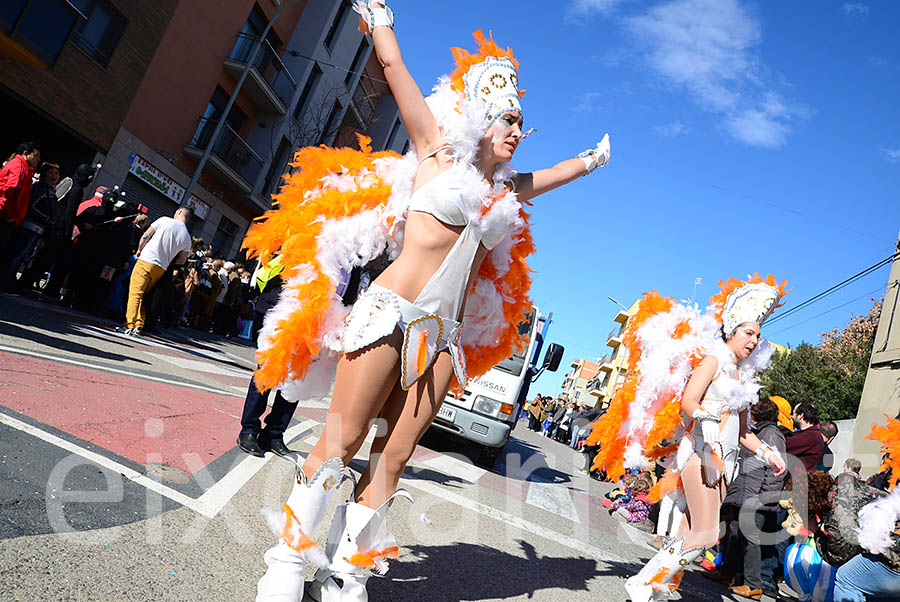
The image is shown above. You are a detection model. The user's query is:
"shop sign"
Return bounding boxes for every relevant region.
[128,153,210,220]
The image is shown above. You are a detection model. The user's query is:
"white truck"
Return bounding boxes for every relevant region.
[429,308,563,467]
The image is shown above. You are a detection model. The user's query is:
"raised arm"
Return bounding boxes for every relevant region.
[514,134,610,203]
[356,1,443,157]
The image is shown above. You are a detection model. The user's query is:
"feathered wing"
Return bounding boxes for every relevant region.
[242,136,413,399]
[585,292,707,486]
[586,286,780,499]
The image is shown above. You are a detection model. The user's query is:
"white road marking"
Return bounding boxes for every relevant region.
[525,481,581,523]
[404,478,625,563]
[144,352,252,378]
[0,409,316,518]
[0,344,242,397]
[420,454,488,484]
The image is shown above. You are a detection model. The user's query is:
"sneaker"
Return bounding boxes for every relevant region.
[115,326,132,334]
[130,328,143,336]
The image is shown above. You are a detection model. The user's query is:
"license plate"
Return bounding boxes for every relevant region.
[436,405,456,422]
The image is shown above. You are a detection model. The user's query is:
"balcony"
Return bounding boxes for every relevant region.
[598,355,614,372]
[606,326,623,348]
[184,118,264,197]
[614,309,630,324]
[224,33,297,115]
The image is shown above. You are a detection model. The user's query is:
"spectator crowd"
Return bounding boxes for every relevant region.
[1,141,262,340]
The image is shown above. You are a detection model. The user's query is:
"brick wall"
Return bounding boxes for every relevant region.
[0,0,179,151]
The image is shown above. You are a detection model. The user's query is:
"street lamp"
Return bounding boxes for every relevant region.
[181,0,302,207]
[607,296,629,311]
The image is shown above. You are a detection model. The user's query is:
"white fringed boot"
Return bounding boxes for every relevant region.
[307,489,412,602]
[256,458,345,602]
[624,537,704,602]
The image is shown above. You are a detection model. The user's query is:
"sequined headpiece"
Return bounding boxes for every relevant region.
[449,30,524,126]
[709,274,788,335]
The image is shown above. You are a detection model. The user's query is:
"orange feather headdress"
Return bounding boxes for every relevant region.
[448,30,524,125]
[709,273,789,335]
[867,415,900,491]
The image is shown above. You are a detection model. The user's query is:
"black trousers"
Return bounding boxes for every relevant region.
[239,376,298,442]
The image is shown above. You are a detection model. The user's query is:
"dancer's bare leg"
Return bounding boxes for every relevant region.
[678,454,727,549]
[301,331,403,482]
[354,351,456,507]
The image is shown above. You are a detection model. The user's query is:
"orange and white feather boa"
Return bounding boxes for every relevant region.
[586,283,779,497]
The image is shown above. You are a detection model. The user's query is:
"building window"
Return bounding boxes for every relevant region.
[345,37,368,86]
[212,215,239,257]
[2,0,81,66]
[401,140,410,155]
[70,0,127,68]
[191,87,248,148]
[323,1,350,51]
[385,118,401,150]
[263,137,293,198]
[293,63,322,120]
[318,99,343,146]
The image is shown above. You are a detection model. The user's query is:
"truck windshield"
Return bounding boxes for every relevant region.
[494,310,535,377]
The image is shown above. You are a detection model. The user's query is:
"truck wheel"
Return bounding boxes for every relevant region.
[476,444,503,469]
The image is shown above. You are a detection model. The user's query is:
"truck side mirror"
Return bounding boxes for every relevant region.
[542,343,564,372]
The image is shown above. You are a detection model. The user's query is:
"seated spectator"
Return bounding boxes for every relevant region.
[819,420,839,473]
[609,472,654,524]
[833,487,900,601]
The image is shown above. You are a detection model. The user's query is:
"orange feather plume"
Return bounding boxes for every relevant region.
[449,30,521,97]
[242,135,400,391]
[866,415,900,491]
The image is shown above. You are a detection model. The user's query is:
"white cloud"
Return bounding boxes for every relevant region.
[881,147,900,164]
[842,3,869,16]
[569,0,626,16]
[655,120,691,137]
[573,92,607,113]
[625,0,806,148]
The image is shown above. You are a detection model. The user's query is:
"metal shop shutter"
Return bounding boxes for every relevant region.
[122,174,180,222]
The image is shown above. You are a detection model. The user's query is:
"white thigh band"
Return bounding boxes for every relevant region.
[341,284,467,390]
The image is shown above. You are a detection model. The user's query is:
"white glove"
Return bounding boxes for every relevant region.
[755,442,784,467]
[353,0,394,34]
[692,408,720,445]
[575,133,610,174]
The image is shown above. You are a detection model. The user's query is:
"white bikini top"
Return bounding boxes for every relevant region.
[404,145,515,319]
[408,145,508,251]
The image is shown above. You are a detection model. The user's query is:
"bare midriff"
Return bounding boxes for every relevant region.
[373,210,488,317]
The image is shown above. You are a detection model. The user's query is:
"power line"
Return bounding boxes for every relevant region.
[767,286,886,337]
[615,153,889,243]
[765,252,897,326]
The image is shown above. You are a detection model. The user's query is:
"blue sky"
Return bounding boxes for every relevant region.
[390,0,900,396]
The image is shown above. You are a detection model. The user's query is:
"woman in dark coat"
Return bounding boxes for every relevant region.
[719,398,787,598]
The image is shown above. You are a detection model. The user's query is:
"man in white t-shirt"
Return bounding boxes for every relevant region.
[120,206,193,335]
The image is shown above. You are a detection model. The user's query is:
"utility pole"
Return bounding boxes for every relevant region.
[181,0,302,206]
[851,231,900,474]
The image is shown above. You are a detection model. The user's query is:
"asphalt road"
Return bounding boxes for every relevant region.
[0,292,743,601]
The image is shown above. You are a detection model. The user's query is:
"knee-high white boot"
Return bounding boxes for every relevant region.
[256,458,346,602]
[624,537,704,602]
[307,489,413,602]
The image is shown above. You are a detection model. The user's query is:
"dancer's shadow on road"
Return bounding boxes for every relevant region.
[368,539,603,601]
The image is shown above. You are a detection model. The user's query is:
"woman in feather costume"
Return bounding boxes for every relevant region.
[584,276,790,601]
[252,2,611,600]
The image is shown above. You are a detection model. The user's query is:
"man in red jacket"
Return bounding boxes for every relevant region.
[786,401,824,476]
[0,142,41,254]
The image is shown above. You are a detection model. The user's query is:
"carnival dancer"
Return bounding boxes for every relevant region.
[250,2,611,601]
[585,276,789,601]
